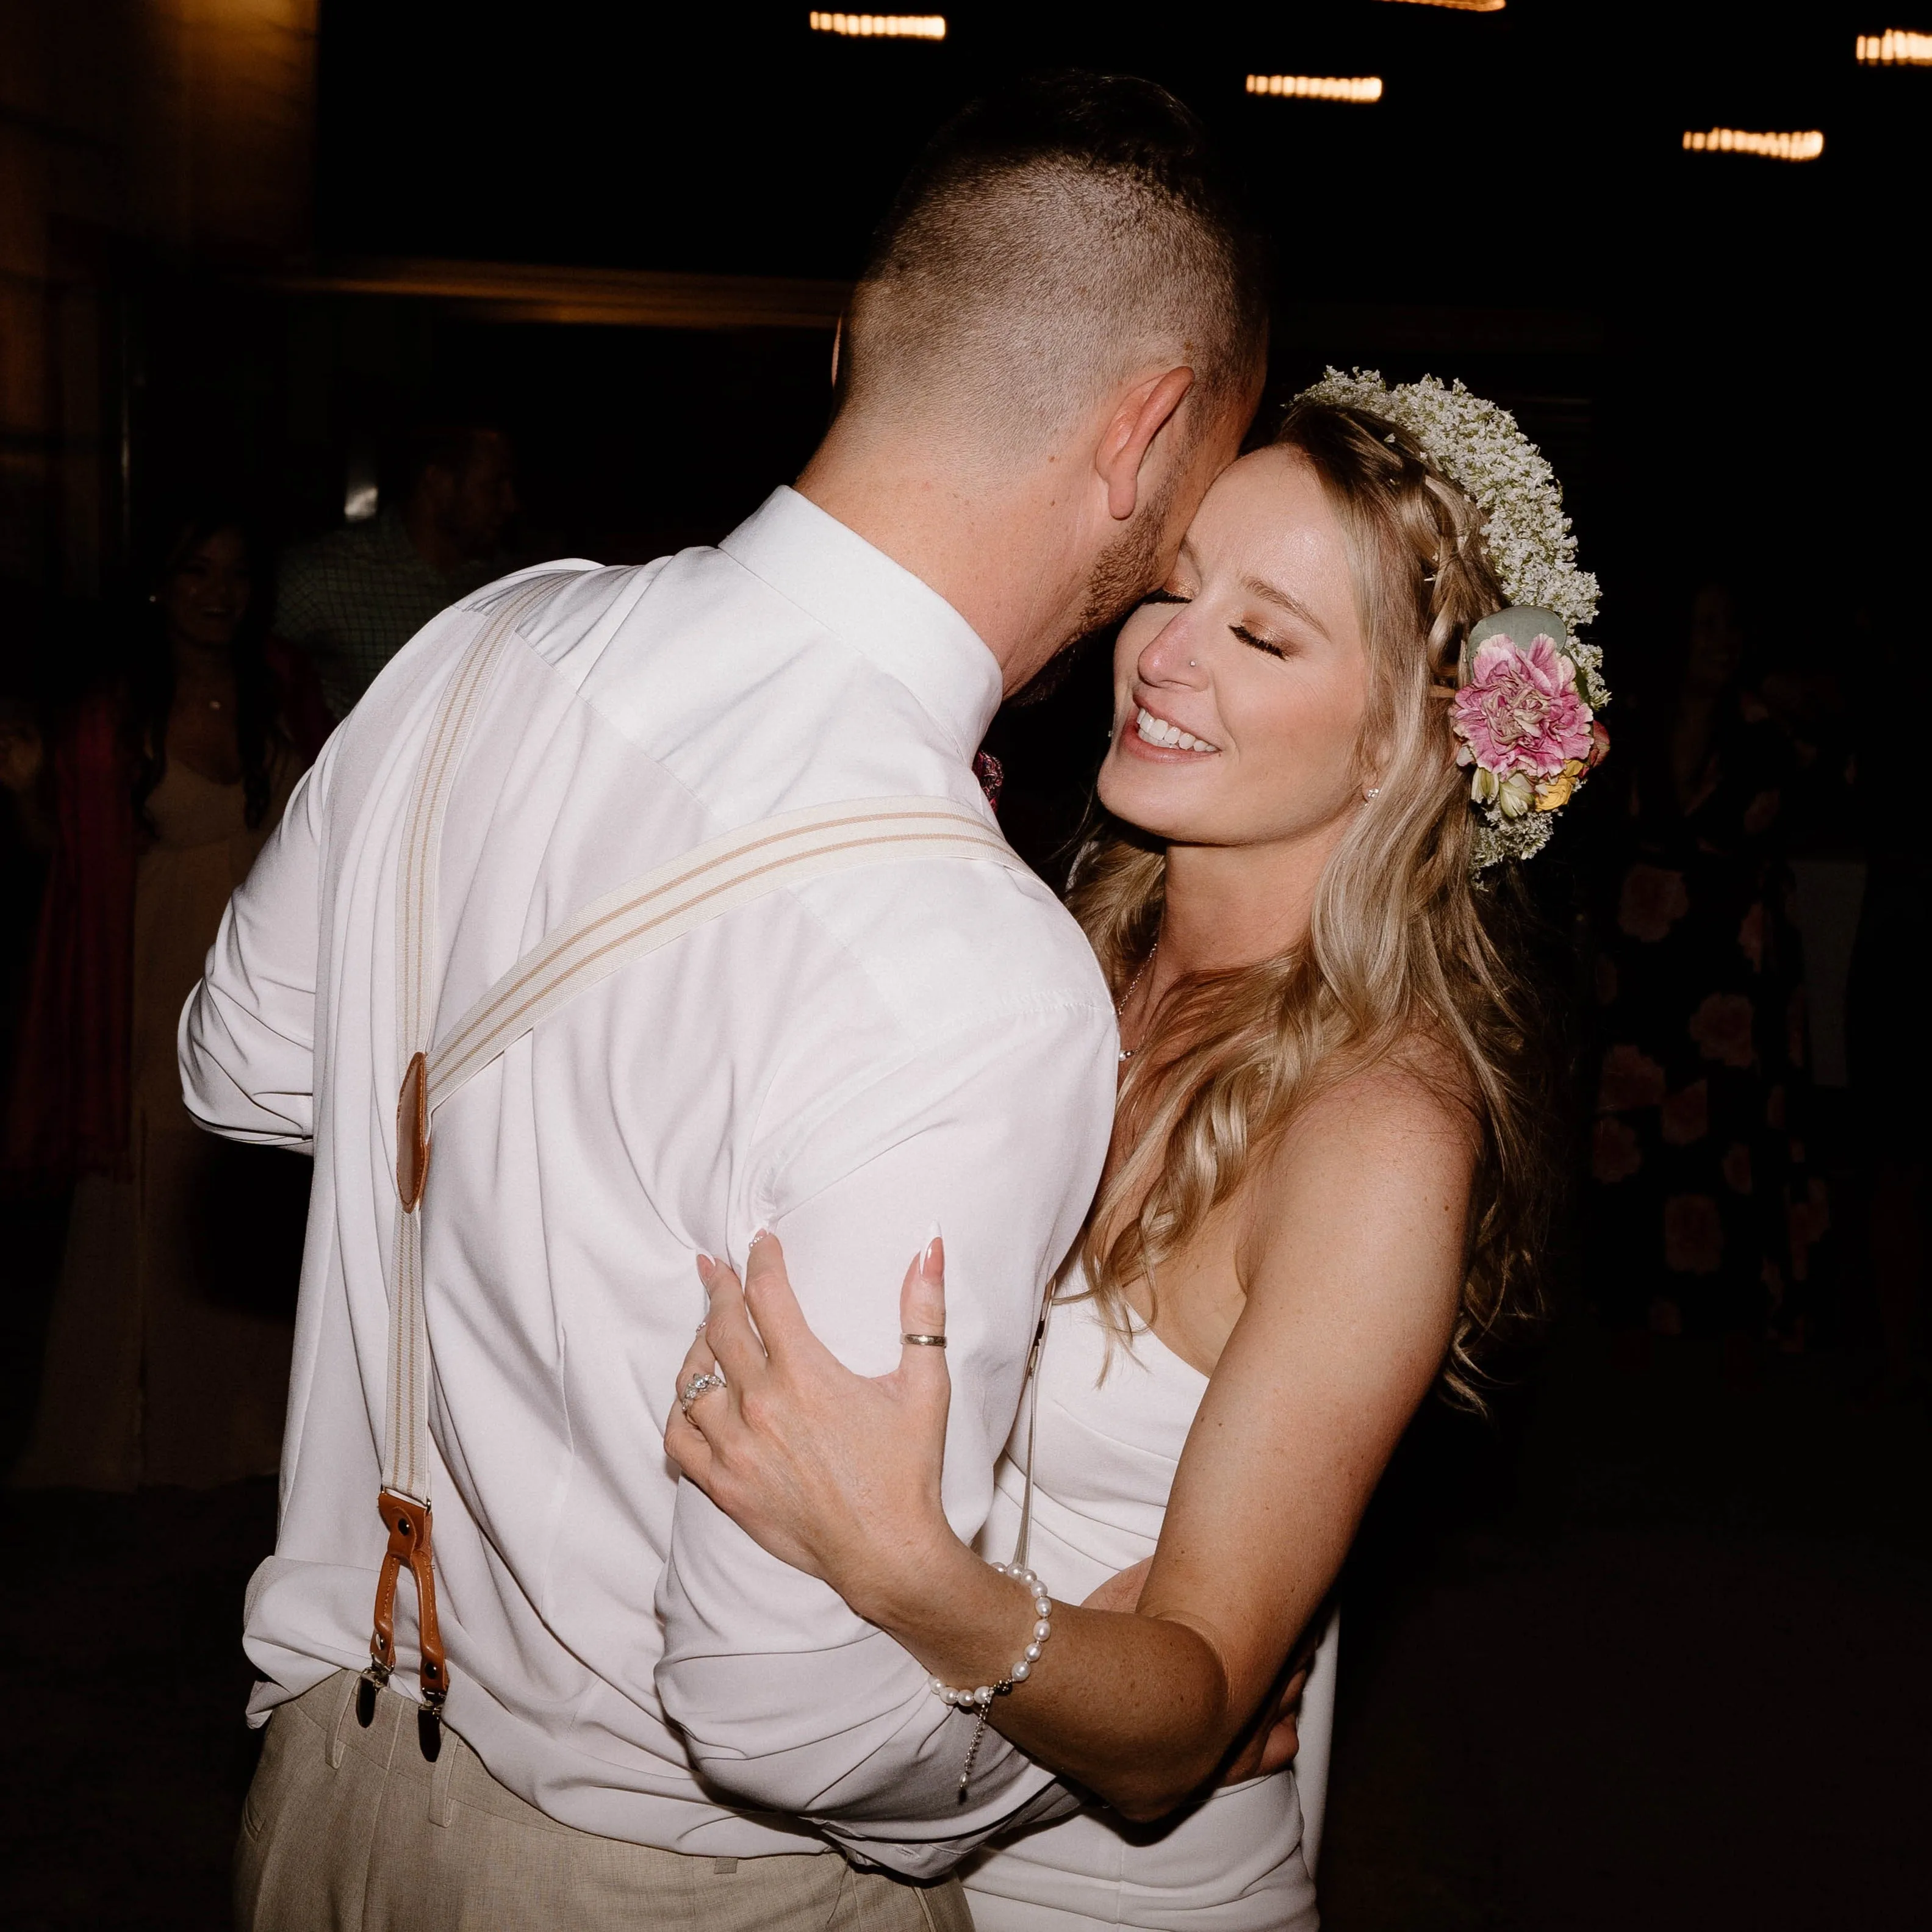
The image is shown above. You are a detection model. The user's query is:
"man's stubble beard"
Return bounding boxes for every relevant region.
[1009,467,1183,709]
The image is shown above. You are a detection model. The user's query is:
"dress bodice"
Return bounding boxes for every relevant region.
[964,1284,1327,1931]
[979,1286,1206,1595]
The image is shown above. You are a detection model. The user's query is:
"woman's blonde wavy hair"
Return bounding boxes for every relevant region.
[1066,398,1560,1404]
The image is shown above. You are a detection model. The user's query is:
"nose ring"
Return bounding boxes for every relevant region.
[1188,658,1198,668]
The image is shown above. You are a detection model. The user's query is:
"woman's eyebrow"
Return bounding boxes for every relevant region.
[1241,575,1329,636]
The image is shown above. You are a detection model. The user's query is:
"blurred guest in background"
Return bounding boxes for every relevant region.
[1589,582,1825,1359]
[0,582,57,1116]
[1844,605,1927,1398]
[277,422,518,720]
[4,514,328,1489]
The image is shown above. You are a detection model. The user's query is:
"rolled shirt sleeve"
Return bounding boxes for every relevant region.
[655,996,1115,1875]
[178,750,328,1151]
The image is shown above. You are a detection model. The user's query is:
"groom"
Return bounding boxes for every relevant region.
[187,71,1266,1930]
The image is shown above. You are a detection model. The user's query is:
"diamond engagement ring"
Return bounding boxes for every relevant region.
[679,1369,727,1413]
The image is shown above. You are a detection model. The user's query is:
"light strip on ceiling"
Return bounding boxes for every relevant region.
[1682,127,1825,162]
[1246,74,1384,104]
[808,11,946,37]
[1377,1,1506,12]
[1857,29,1932,62]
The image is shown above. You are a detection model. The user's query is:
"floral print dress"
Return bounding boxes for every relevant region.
[1589,689,1828,1340]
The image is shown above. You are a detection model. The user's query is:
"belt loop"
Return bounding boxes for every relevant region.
[329,1669,359,1769]
[428,1720,458,1828]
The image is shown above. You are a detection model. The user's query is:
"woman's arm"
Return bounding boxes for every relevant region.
[669,1064,1473,1820]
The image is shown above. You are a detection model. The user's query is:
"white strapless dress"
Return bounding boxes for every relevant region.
[961,1289,1332,1931]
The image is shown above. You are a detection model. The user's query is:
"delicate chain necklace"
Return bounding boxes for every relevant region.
[1115,939,1157,1064]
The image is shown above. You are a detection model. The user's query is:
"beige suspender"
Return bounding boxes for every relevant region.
[357,578,1029,1756]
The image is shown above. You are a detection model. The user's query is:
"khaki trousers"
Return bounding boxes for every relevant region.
[235,1670,972,1931]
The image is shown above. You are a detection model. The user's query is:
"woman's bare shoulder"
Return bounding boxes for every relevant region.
[1296,1033,1478,1162]
[1238,1036,1480,1273]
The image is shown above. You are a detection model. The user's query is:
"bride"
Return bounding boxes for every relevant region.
[667,374,1605,1930]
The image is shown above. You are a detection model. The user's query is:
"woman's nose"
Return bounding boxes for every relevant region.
[1137,611,1208,688]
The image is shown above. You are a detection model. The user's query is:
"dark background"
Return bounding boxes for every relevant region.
[16,1,1929,720]
[143,0,1932,785]
[2,4,1929,1927]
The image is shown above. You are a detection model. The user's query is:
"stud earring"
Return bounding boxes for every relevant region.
[1188,658,1198,668]
[1363,786,1382,802]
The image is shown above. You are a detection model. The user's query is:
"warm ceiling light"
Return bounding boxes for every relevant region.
[1246,73,1384,104]
[1857,29,1932,62]
[1682,127,1825,162]
[1378,1,1506,11]
[808,11,945,36]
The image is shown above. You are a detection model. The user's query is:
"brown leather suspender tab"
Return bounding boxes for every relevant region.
[396,1052,430,1213]
[362,1490,449,1758]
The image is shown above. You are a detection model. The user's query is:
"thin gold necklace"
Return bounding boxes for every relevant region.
[1116,939,1157,1063]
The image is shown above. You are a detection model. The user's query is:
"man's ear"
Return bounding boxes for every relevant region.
[1095,366,1197,522]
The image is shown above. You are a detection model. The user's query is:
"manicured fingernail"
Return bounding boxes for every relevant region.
[923,1233,945,1276]
[695,1254,715,1280]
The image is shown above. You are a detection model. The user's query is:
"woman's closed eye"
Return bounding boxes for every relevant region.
[1230,622,1288,659]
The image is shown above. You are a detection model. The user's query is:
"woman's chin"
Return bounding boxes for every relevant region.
[1097,756,1224,844]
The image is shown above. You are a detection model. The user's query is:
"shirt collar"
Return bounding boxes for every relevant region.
[720,487,1003,763]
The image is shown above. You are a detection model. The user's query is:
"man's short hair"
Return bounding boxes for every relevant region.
[843,72,1268,453]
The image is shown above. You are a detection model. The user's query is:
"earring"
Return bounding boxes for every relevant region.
[1188,659,1198,668]
[1363,786,1382,802]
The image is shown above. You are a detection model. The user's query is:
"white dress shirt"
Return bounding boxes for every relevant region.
[181,487,1116,1876]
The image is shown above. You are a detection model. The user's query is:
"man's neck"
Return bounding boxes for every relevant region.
[796,425,1086,700]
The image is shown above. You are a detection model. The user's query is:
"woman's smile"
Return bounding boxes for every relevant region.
[1126,697,1222,758]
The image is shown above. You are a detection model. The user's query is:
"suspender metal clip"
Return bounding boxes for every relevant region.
[354,1661,390,1729]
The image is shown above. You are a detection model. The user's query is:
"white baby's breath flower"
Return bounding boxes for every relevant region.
[1471,811,1556,872]
[1300,368,1603,671]
[1299,369,1611,871]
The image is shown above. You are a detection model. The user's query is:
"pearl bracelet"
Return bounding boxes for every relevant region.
[930,1562,1054,1797]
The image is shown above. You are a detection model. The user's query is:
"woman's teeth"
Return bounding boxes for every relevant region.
[1135,706,1217,753]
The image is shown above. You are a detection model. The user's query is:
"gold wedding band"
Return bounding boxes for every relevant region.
[902,1333,947,1348]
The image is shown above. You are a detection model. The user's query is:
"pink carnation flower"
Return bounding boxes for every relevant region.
[1453,634,1595,780]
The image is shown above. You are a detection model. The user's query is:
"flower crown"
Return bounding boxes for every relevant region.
[1296,369,1609,869]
